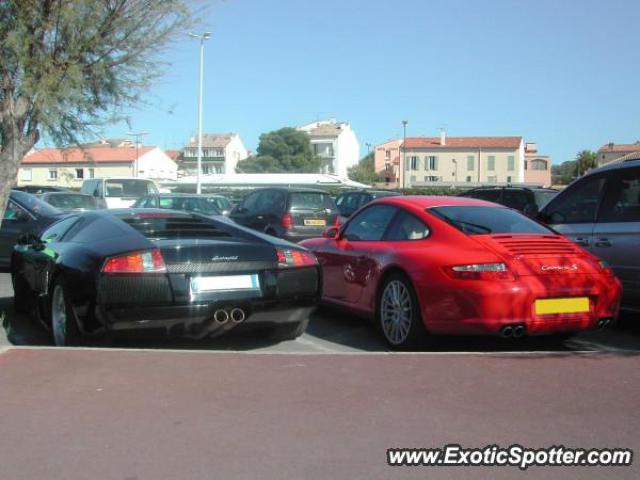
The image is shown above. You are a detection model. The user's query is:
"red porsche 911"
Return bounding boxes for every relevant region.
[300,196,622,348]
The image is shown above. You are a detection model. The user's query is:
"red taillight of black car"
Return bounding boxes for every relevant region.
[276,248,318,268]
[102,249,167,274]
[281,213,293,230]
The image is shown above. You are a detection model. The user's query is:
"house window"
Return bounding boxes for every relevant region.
[507,176,512,183]
[467,156,475,171]
[466,176,472,182]
[507,156,515,171]
[531,159,548,170]
[89,168,95,178]
[75,168,84,179]
[19,169,32,181]
[425,176,440,182]
[385,150,391,161]
[487,176,497,183]
[410,156,419,170]
[48,169,58,180]
[524,160,528,170]
[488,156,496,171]
[427,156,438,170]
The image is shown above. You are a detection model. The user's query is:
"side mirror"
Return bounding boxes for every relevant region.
[17,232,43,250]
[234,206,248,215]
[323,226,339,239]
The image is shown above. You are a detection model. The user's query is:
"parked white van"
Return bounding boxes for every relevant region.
[81,177,159,208]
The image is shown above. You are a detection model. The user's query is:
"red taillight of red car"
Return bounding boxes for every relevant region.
[445,262,515,281]
[276,248,318,268]
[102,250,167,274]
[281,213,293,230]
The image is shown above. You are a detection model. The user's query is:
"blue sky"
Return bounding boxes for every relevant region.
[97,0,640,164]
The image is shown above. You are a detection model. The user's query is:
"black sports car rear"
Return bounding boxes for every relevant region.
[11,209,320,346]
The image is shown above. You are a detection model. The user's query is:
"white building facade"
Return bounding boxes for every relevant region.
[180,133,248,176]
[298,119,360,178]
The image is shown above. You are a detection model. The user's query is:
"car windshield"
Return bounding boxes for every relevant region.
[11,190,60,216]
[534,190,558,208]
[159,196,221,215]
[45,194,96,210]
[105,179,157,198]
[289,192,335,210]
[429,206,551,235]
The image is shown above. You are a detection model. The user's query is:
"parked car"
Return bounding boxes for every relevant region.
[14,185,70,194]
[39,192,99,211]
[11,209,321,346]
[0,190,63,271]
[459,186,558,216]
[230,188,339,242]
[203,194,233,216]
[80,177,158,208]
[133,193,223,217]
[301,196,621,349]
[538,159,640,312]
[335,190,400,219]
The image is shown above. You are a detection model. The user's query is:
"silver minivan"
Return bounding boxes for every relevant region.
[539,160,640,311]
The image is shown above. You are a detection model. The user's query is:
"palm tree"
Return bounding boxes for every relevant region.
[575,150,597,177]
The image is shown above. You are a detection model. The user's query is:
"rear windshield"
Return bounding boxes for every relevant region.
[11,190,60,216]
[45,194,96,210]
[159,196,221,215]
[429,206,551,235]
[289,192,335,210]
[120,214,232,240]
[105,179,157,198]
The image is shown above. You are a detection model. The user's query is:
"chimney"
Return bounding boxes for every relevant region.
[440,129,446,146]
[608,142,614,150]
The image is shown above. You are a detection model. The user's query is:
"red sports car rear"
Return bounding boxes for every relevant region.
[301,196,621,348]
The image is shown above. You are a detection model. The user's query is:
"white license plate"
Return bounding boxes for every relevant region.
[191,274,260,293]
[304,219,326,226]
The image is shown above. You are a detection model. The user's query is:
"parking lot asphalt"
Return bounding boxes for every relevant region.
[1,273,639,479]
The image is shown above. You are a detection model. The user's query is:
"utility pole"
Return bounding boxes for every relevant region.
[401,120,408,189]
[189,32,211,194]
[127,131,149,177]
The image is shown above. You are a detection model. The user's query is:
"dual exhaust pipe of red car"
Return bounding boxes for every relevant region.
[213,307,246,325]
[499,324,526,339]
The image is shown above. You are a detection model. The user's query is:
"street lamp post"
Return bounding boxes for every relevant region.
[189,32,211,194]
[401,120,408,189]
[127,131,149,177]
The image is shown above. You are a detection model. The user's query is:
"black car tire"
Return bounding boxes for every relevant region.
[271,317,309,341]
[50,278,82,347]
[376,272,427,350]
[12,273,31,313]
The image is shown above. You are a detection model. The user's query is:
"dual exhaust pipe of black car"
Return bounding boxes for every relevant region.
[213,307,246,325]
[596,318,611,329]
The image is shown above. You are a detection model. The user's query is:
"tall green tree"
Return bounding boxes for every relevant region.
[0,0,191,222]
[236,128,321,173]
[575,150,597,177]
[348,152,378,185]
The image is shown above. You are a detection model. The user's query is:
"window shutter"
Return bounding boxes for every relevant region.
[433,156,439,170]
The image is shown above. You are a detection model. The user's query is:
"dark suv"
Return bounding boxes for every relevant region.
[230,188,339,242]
[335,190,400,219]
[459,186,558,216]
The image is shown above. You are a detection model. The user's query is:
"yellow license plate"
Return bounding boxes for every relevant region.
[535,297,590,315]
[304,219,326,226]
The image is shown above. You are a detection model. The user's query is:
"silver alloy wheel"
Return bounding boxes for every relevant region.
[381,280,412,345]
[51,285,67,346]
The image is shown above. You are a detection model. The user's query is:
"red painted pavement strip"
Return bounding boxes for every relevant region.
[0,348,638,480]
